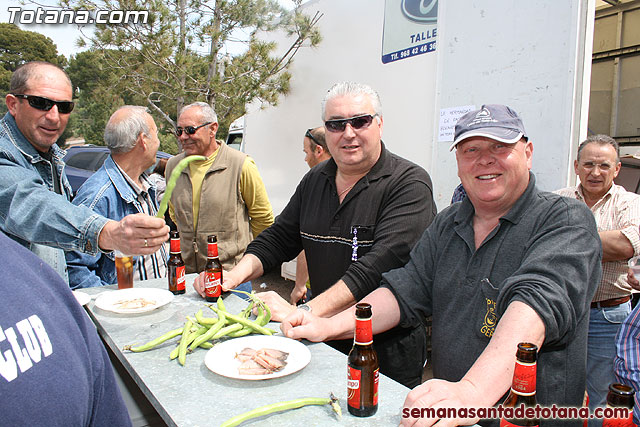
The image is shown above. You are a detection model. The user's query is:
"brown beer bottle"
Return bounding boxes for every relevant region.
[204,235,222,302]
[603,383,637,427]
[500,342,539,427]
[167,231,185,295]
[347,303,379,417]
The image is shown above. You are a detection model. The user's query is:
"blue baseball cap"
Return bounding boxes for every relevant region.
[450,104,527,151]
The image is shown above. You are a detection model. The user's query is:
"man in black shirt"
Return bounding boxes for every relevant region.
[193,81,436,387]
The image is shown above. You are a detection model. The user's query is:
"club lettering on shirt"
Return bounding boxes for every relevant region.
[28,315,52,356]
[0,315,52,382]
[17,318,42,363]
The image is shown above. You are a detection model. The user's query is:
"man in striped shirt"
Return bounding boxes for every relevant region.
[66,106,168,288]
[556,134,640,425]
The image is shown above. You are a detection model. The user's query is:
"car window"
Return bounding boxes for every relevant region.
[65,152,99,170]
[227,134,243,152]
[66,151,109,172]
[90,153,109,171]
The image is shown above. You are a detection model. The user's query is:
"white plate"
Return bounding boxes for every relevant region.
[204,335,311,380]
[73,290,91,306]
[94,288,174,314]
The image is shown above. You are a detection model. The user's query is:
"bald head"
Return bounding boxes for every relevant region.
[104,106,151,153]
[10,62,72,95]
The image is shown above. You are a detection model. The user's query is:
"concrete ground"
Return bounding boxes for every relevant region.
[250,266,295,300]
[251,265,434,384]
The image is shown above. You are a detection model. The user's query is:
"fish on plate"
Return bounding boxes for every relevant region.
[235,347,289,375]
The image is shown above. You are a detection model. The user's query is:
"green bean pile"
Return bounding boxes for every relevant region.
[156,155,206,219]
[123,290,274,366]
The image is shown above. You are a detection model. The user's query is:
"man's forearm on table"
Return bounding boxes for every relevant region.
[308,280,356,317]
[316,287,401,340]
[230,253,265,284]
[460,301,546,408]
[295,251,309,288]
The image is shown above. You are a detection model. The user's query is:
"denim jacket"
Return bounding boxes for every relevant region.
[0,113,108,282]
[65,156,158,288]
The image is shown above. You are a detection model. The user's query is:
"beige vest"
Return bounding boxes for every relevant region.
[166,142,251,273]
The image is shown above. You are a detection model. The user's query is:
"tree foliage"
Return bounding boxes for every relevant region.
[57,0,322,152]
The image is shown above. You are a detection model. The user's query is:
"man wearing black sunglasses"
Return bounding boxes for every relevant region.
[166,102,273,282]
[0,61,169,283]
[302,126,330,169]
[293,126,332,306]
[193,82,437,388]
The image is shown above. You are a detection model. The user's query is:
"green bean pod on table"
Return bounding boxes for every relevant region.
[220,394,341,427]
[123,293,273,366]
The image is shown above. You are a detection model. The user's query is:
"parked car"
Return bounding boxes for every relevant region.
[63,145,172,196]
[225,116,245,152]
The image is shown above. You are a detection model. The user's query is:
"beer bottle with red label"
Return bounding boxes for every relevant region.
[347,303,379,417]
[167,230,185,295]
[204,235,222,302]
[500,342,539,427]
[603,383,637,427]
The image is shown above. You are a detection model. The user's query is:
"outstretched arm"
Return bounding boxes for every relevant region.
[400,301,545,427]
[281,287,401,342]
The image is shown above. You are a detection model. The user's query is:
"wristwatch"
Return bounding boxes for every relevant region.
[297,303,313,313]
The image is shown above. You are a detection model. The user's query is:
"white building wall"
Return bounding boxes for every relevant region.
[244,0,438,215]
[244,0,595,213]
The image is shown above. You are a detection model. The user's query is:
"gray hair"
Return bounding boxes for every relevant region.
[179,102,218,124]
[577,134,620,163]
[104,106,150,153]
[321,82,382,120]
[10,61,72,95]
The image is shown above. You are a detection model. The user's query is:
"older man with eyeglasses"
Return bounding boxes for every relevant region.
[556,134,640,425]
[0,61,168,283]
[166,102,273,284]
[65,106,169,289]
[192,82,437,388]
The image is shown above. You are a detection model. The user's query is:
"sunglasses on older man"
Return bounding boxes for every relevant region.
[12,94,75,114]
[324,114,378,133]
[175,121,212,137]
[305,128,321,146]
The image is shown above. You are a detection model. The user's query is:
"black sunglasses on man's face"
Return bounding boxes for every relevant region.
[305,128,321,146]
[175,121,212,137]
[12,94,74,114]
[324,114,378,133]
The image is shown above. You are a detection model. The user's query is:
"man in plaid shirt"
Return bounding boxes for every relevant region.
[556,134,640,425]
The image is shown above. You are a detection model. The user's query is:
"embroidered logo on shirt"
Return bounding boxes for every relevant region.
[480,297,497,337]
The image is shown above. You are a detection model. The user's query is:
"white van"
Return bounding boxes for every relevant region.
[225,116,245,152]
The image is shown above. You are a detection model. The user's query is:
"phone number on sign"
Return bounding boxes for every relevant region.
[7,7,149,25]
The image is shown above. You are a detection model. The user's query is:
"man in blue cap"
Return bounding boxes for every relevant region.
[283,104,601,426]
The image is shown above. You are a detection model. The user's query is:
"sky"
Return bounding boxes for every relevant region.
[1,0,297,59]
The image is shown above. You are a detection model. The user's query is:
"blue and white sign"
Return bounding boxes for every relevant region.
[382,0,438,64]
